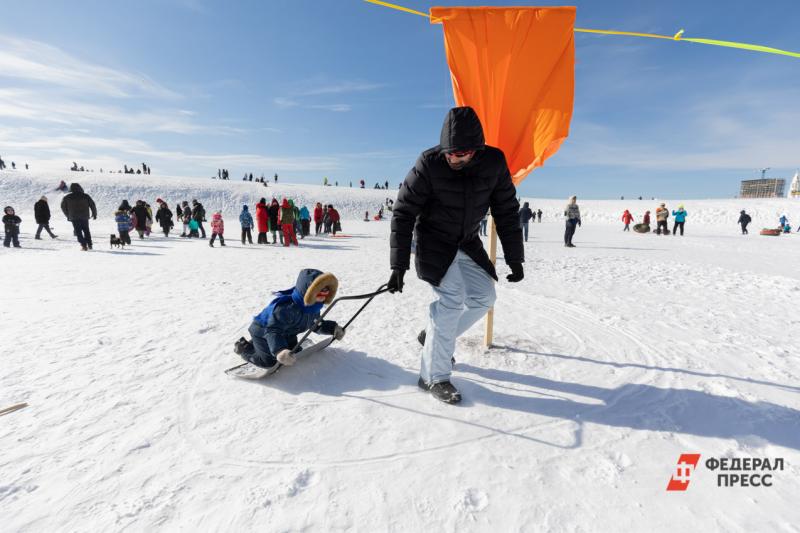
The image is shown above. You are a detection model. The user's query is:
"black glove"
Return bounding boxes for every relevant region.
[506,262,524,282]
[92,215,97,220]
[387,269,405,293]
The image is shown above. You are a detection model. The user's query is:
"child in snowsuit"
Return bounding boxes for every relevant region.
[621,209,634,231]
[239,205,254,244]
[3,206,21,248]
[209,211,225,247]
[236,269,345,369]
[115,202,133,245]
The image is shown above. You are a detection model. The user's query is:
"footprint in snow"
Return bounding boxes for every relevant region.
[286,469,318,497]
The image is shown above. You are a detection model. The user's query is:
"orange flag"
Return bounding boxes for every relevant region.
[430,6,576,184]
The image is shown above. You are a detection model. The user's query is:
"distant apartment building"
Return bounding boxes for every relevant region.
[739,178,785,198]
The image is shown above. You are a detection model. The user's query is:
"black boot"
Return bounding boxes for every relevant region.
[417,329,456,366]
[234,337,253,356]
[418,378,462,404]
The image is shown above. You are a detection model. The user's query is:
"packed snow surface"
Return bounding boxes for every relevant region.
[1,171,799,531]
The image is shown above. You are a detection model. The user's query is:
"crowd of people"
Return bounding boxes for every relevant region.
[1,181,351,251]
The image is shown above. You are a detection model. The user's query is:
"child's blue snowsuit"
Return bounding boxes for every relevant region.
[247,269,338,368]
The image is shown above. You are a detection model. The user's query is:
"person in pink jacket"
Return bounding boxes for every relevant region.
[209,211,226,247]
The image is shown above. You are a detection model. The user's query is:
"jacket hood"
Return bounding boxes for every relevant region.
[4,206,14,214]
[242,205,249,211]
[294,269,338,305]
[69,183,84,194]
[439,106,485,153]
[281,199,290,208]
[523,202,529,208]
[212,212,222,220]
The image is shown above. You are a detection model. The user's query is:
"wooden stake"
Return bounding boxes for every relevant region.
[0,402,28,417]
[484,216,497,347]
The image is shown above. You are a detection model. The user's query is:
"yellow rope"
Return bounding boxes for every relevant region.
[363,0,800,59]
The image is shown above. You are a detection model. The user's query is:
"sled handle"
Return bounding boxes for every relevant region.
[294,284,389,348]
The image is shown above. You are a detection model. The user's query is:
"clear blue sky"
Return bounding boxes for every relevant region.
[1,0,798,198]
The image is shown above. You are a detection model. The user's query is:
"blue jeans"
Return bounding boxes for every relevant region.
[480,219,487,236]
[421,251,496,384]
[521,222,529,242]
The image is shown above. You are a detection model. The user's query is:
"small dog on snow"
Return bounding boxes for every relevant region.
[110,234,124,249]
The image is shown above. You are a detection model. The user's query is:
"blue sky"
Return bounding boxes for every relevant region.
[1,0,798,198]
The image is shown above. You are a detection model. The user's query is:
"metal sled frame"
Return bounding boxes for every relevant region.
[225,284,389,375]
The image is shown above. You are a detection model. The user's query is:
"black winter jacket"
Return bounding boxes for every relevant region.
[132,205,151,230]
[3,214,21,233]
[192,203,206,222]
[156,207,173,229]
[60,183,97,221]
[519,206,534,224]
[34,200,51,224]
[391,107,523,285]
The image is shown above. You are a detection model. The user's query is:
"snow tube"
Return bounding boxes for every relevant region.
[633,223,650,233]
[760,228,781,236]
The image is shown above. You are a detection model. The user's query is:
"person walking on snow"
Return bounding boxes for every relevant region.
[240,205,254,244]
[234,269,345,369]
[3,206,21,248]
[672,205,687,236]
[33,196,57,239]
[299,205,311,238]
[328,205,341,236]
[192,199,207,239]
[519,202,533,242]
[621,209,634,231]
[643,210,651,226]
[255,198,269,244]
[268,198,281,244]
[738,210,751,235]
[60,182,97,251]
[131,200,151,239]
[155,202,173,237]
[280,199,298,246]
[388,106,524,404]
[115,202,133,245]
[655,203,669,235]
[537,208,542,222]
[313,202,324,235]
[209,211,225,247]
[564,195,581,247]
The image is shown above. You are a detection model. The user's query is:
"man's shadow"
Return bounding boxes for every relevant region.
[458,363,800,451]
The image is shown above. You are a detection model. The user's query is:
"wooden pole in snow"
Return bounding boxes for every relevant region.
[484,216,497,347]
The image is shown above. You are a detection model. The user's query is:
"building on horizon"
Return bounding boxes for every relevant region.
[739,178,785,198]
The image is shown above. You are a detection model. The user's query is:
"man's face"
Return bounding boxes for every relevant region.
[445,150,475,170]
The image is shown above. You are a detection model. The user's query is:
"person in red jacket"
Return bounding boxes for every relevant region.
[328,205,341,236]
[621,209,634,231]
[255,198,269,244]
[280,198,298,246]
[313,202,324,235]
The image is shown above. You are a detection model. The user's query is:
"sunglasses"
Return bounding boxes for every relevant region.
[446,150,475,158]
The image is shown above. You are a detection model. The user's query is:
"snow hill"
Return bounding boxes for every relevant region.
[1,170,799,531]
[2,170,799,228]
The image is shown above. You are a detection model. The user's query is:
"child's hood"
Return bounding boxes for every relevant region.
[4,206,14,215]
[212,212,222,220]
[295,269,338,305]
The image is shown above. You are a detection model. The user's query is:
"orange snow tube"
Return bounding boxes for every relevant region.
[760,228,781,236]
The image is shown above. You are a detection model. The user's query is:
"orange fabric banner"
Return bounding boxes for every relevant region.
[430,6,576,184]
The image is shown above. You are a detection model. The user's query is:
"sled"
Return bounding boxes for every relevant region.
[633,223,650,233]
[225,284,389,379]
[760,228,781,236]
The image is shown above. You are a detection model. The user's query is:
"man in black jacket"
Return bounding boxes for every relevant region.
[388,106,524,404]
[519,201,534,242]
[34,196,57,239]
[60,183,97,250]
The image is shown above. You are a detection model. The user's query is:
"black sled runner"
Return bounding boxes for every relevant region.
[225,284,388,379]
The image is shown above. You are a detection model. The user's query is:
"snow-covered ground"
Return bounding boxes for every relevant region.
[2,171,799,532]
